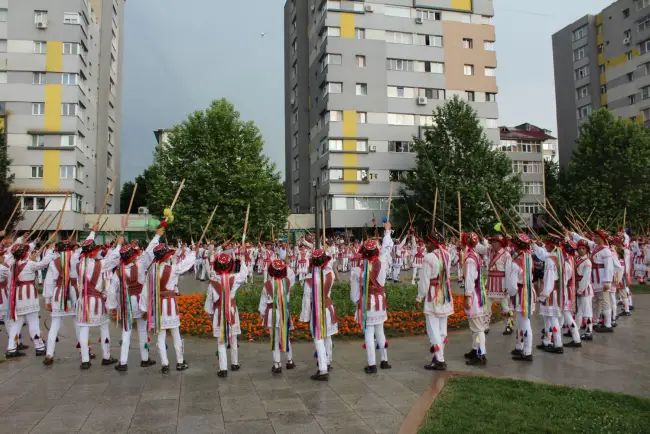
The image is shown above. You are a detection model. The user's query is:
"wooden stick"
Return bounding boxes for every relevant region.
[623,207,627,230]
[37,194,68,253]
[386,182,393,223]
[169,179,185,212]
[241,204,250,245]
[119,183,138,236]
[510,206,541,240]
[98,217,109,232]
[457,191,462,236]
[572,207,590,231]
[95,178,118,226]
[3,190,25,232]
[67,229,77,242]
[37,211,59,239]
[26,199,51,233]
[198,204,219,245]
[535,197,566,231]
[415,203,459,236]
[432,188,438,231]
[584,207,596,227]
[285,221,291,265]
[486,192,507,235]
[545,198,563,226]
[321,201,326,249]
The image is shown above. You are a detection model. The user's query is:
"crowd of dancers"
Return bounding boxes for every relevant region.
[0,220,640,381]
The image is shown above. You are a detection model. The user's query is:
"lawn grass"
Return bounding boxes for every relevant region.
[630,283,650,295]
[419,376,650,434]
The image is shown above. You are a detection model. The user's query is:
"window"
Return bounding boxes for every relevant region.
[328,110,343,122]
[573,46,586,61]
[624,29,632,39]
[574,66,589,80]
[355,28,365,39]
[387,58,413,72]
[516,203,541,215]
[420,116,435,127]
[464,64,474,76]
[356,140,368,152]
[0,9,6,21]
[325,53,342,65]
[389,141,413,153]
[629,94,637,105]
[355,55,366,68]
[32,103,45,115]
[107,153,113,170]
[64,12,80,24]
[329,169,344,181]
[357,112,367,123]
[484,40,495,51]
[61,73,78,85]
[624,8,630,18]
[597,44,604,53]
[628,71,634,82]
[512,161,543,174]
[428,62,444,74]
[34,10,48,24]
[60,135,76,147]
[33,41,47,54]
[486,92,497,102]
[328,27,341,37]
[63,43,80,55]
[23,197,46,211]
[72,193,83,212]
[413,34,443,47]
[627,50,633,60]
[601,84,607,94]
[644,107,650,121]
[485,67,496,77]
[638,0,650,11]
[327,0,341,10]
[328,139,343,152]
[387,113,415,126]
[522,182,543,195]
[573,26,587,41]
[0,72,6,84]
[642,85,650,100]
[577,104,592,119]
[386,31,413,45]
[384,5,411,18]
[466,91,475,102]
[599,64,606,73]
[576,86,589,99]
[389,170,409,182]
[462,38,473,49]
[499,140,542,153]
[33,72,45,84]
[416,10,441,21]
[357,169,368,182]
[60,165,76,179]
[639,15,650,32]
[61,103,77,116]
[356,83,367,96]
[30,166,43,178]
[327,82,342,94]
[31,135,44,147]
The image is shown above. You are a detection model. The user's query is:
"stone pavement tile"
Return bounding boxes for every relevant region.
[380,392,420,409]
[177,414,225,434]
[0,410,47,434]
[178,390,222,416]
[140,387,180,401]
[100,383,146,401]
[224,420,275,434]
[262,397,309,413]
[220,395,268,422]
[78,402,136,434]
[269,411,325,434]
[299,390,352,415]
[313,412,374,433]
[342,393,400,419]
[30,406,92,434]
[57,382,110,405]
[6,393,59,413]
[362,413,404,434]
[216,379,258,397]
[129,398,179,431]
[252,375,292,391]
[288,377,334,394]
[128,426,177,434]
[256,387,299,401]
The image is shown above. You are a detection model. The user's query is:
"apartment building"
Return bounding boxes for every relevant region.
[553,0,650,167]
[284,0,498,228]
[0,0,125,231]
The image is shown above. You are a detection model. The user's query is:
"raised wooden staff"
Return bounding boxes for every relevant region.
[386,181,393,223]
[535,197,566,232]
[25,199,51,235]
[432,187,438,231]
[486,192,508,235]
[510,205,541,240]
[241,204,251,245]
[415,203,459,236]
[458,191,462,236]
[321,201,326,249]
[2,190,26,233]
[36,210,60,239]
[37,194,68,254]
[119,183,138,237]
[198,204,219,245]
[95,178,117,227]
[168,179,185,215]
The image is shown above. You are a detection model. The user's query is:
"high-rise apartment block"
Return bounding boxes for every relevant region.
[553,0,650,167]
[284,0,498,228]
[0,0,124,230]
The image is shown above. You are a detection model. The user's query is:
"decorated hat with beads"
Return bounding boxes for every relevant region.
[461,232,479,248]
[11,243,29,260]
[153,244,175,262]
[269,259,287,279]
[81,239,102,255]
[360,239,379,258]
[55,239,72,252]
[576,239,590,250]
[425,230,445,248]
[563,239,578,255]
[119,244,137,262]
[311,249,331,267]
[543,234,563,248]
[511,233,531,250]
[594,229,609,242]
[213,252,234,273]
[487,234,508,247]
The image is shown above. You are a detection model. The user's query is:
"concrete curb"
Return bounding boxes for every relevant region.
[398,371,450,434]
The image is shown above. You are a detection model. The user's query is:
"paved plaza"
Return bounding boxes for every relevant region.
[0,291,647,434]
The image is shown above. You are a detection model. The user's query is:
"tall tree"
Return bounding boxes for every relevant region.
[0,127,20,232]
[145,98,289,241]
[564,109,650,233]
[119,168,151,213]
[396,95,522,235]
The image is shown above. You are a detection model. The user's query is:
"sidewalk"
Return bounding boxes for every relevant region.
[0,295,647,434]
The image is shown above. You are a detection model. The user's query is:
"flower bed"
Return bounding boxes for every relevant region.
[178,282,497,341]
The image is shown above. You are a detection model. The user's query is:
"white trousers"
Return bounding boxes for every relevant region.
[469,317,487,356]
[595,292,612,327]
[314,336,332,374]
[46,316,80,357]
[542,316,562,347]
[218,335,239,371]
[364,324,388,366]
[425,314,448,362]
[514,314,532,356]
[561,311,581,343]
[610,292,618,321]
[411,267,420,283]
[392,265,401,281]
[120,318,149,365]
[78,323,111,363]
[8,312,44,352]
[157,327,183,366]
[271,328,293,367]
[576,296,594,333]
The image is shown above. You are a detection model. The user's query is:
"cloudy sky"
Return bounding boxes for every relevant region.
[121,0,614,182]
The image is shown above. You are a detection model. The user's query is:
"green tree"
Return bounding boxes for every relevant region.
[145,98,289,241]
[120,168,151,213]
[396,95,522,236]
[0,128,20,232]
[564,109,650,233]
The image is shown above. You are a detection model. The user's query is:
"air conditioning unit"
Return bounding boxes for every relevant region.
[137,206,149,215]
[36,21,47,29]
[84,222,91,229]
[310,207,316,213]
[417,96,428,105]
[369,145,377,152]
[415,17,423,24]
[364,4,374,12]
[624,37,631,44]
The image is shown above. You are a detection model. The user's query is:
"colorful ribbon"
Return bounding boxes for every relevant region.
[270,277,290,352]
[58,252,72,313]
[311,266,327,340]
[118,263,134,332]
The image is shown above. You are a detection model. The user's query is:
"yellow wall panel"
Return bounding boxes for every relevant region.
[607,53,628,69]
[342,111,358,193]
[633,47,641,57]
[44,84,61,131]
[43,150,60,190]
[451,0,472,11]
[601,93,607,106]
[598,53,605,65]
[636,114,644,125]
[597,32,604,45]
[600,72,606,85]
[45,41,62,72]
[596,14,603,25]
[340,13,355,39]
[343,110,357,137]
